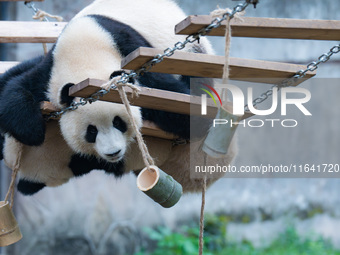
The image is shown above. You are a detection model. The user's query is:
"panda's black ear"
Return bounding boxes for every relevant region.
[60,83,75,106]
[110,70,135,84]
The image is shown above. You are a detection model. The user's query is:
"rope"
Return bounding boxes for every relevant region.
[4,141,23,209]
[31,8,64,55]
[101,77,155,171]
[199,155,207,255]
[211,7,245,81]
[32,10,64,22]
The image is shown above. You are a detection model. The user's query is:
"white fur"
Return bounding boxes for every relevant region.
[59,101,142,162]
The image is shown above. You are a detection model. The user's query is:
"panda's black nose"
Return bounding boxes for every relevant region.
[106,150,121,157]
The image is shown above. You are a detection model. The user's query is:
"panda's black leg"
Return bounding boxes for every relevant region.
[0,84,45,146]
[17,179,46,195]
[138,73,192,139]
[142,108,190,139]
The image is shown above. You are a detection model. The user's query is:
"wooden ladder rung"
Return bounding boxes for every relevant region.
[175,16,340,41]
[0,21,66,43]
[121,47,315,84]
[69,79,217,118]
[68,78,253,120]
[40,102,178,140]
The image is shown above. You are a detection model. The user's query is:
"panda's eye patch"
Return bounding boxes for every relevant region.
[113,116,127,133]
[85,125,98,143]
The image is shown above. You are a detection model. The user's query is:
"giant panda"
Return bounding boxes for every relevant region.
[0,0,236,195]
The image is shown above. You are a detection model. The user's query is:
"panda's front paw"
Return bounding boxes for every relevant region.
[110,70,135,84]
[60,83,76,106]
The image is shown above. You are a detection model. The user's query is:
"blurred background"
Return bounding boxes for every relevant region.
[0,0,340,254]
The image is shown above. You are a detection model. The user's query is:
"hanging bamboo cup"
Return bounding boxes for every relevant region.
[203,105,241,158]
[137,166,183,208]
[0,201,22,247]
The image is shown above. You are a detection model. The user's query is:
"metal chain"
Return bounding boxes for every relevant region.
[244,43,340,111]
[46,0,254,119]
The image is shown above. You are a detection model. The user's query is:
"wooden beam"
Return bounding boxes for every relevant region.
[175,16,340,41]
[68,79,218,117]
[68,78,254,121]
[40,102,179,140]
[0,21,66,43]
[121,47,315,84]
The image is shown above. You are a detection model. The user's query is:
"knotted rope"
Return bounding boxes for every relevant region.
[210,7,245,80]
[101,77,155,171]
[32,10,64,22]
[198,8,244,254]
[31,9,64,55]
[4,141,23,209]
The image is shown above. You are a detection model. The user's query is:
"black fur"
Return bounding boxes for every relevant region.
[0,56,44,96]
[85,125,98,143]
[17,179,46,195]
[113,116,127,133]
[0,49,54,146]
[60,83,76,106]
[69,153,125,177]
[89,15,192,139]
[110,70,135,84]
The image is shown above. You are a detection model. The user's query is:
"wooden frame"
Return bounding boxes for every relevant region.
[175,16,340,40]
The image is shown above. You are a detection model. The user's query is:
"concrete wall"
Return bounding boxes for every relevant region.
[1,0,340,254]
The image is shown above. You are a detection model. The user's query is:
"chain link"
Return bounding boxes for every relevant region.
[45,0,253,119]
[244,43,340,112]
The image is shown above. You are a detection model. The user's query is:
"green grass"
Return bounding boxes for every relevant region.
[135,215,340,255]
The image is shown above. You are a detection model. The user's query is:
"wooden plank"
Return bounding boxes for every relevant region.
[0,61,18,74]
[0,21,66,43]
[69,79,218,117]
[68,78,254,121]
[40,102,178,140]
[121,47,315,84]
[175,16,340,40]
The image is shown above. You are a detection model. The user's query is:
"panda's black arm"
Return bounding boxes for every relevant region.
[0,56,44,96]
[0,50,54,146]
[69,154,125,178]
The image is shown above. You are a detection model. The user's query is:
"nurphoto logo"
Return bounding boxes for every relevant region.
[200,84,312,128]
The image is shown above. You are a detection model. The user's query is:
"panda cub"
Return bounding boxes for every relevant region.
[1,0,235,195]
